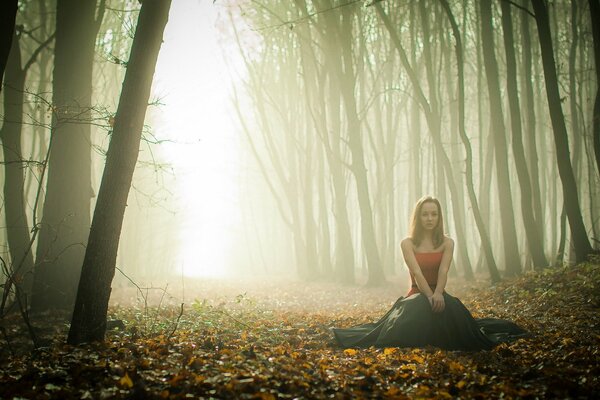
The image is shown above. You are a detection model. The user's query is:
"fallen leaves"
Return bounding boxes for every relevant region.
[0,261,598,398]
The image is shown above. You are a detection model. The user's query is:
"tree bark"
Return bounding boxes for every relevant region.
[531,0,594,262]
[68,0,171,344]
[439,0,500,283]
[520,0,544,244]
[323,70,355,283]
[589,0,600,178]
[0,32,35,310]
[500,0,548,268]
[419,2,473,280]
[332,4,385,285]
[376,3,473,279]
[31,0,103,312]
[479,0,522,276]
[568,0,582,184]
[0,0,18,92]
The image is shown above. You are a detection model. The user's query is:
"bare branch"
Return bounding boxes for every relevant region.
[501,0,535,18]
[252,0,363,32]
[23,32,55,72]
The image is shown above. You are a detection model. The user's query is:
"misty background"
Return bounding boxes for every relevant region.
[1,0,598,299]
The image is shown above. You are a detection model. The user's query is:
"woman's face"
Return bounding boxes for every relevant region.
[420,201,439,231]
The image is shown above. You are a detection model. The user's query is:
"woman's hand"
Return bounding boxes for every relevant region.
[428,293,445,313]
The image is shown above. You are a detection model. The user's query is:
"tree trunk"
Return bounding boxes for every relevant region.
[568,1,582,184]
[334,6,385,286]
[317,145,333,276]
[589,0,600,178]
[376,3,473,279]
[520,0,545,244]
[554,204,567,267]
[68,0,171,344]
[531,0,594,262]
[0,0,18,92]
[479,0,522,276]
[31,0,102,312]
[0,33,35,309]
[500,0,548,268]
[439,0,500,283]
[421,2,473,280]
[308,19,356,283]
[325,73,355,284]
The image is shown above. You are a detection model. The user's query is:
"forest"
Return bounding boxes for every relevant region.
[0,0,599,398]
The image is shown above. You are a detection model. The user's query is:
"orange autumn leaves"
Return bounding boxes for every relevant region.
[1,261,598,398]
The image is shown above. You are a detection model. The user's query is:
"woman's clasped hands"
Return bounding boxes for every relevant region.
[428,292,445,313]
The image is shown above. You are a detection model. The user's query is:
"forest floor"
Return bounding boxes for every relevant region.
[1,260,599,399]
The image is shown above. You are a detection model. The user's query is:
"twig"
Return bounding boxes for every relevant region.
[167,303,184,340]
[115,266,147,305]
[501,0,535,18]
[252,0,362,32]
[214,308,253,330]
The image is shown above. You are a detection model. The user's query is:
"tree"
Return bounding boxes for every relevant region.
[531,0,594,262]
[330,2,385,286]
[519,0,544,250]
[375,2,475,280]
[500,0,548,268]
[479,0,522,276]
[589,0,600,178]
[0,0,18,92]
[31,0,105,312]
[439,0,501,283]
[68,0,171,344]
[0,29,54,313]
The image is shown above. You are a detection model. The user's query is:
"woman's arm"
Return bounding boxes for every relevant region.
[430,237,454,312]
[434,237,454,295]
[400,238,435,298]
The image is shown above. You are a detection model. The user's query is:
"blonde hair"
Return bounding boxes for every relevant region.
[409,195,444,247]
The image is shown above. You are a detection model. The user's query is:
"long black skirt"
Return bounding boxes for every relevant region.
[332,293,529,351]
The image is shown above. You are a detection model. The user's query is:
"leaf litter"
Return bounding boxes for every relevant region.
[1,261,598,399]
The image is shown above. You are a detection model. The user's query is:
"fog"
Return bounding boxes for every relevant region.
[2,0,599,295]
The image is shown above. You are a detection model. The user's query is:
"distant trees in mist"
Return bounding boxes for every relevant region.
[229,0,599,284]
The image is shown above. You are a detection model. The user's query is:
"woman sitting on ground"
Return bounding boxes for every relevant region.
[333,195,529,351]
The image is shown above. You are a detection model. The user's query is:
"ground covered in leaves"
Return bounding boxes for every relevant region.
[1,261,599,399]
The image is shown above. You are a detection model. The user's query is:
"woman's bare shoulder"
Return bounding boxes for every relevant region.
[400,237,414,248]
[442,236,454,250]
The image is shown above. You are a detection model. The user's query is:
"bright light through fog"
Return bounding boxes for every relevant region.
[151,1,240,278]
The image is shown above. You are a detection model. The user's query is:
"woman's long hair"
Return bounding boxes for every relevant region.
[408,196,445,248]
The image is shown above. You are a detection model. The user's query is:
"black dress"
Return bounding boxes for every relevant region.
[333,252,529,351]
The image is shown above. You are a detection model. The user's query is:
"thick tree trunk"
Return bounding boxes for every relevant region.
[68,0,171,344]
[31,0,101,312]
[500,0,548,268]
[531,0,594,262]
[0,0,18,92]
[479,0,522,276]
[0,33,35,308]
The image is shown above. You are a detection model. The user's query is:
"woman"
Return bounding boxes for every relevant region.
[333,196,529,351]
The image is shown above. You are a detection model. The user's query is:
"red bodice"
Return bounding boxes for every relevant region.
[406,251,444,297]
